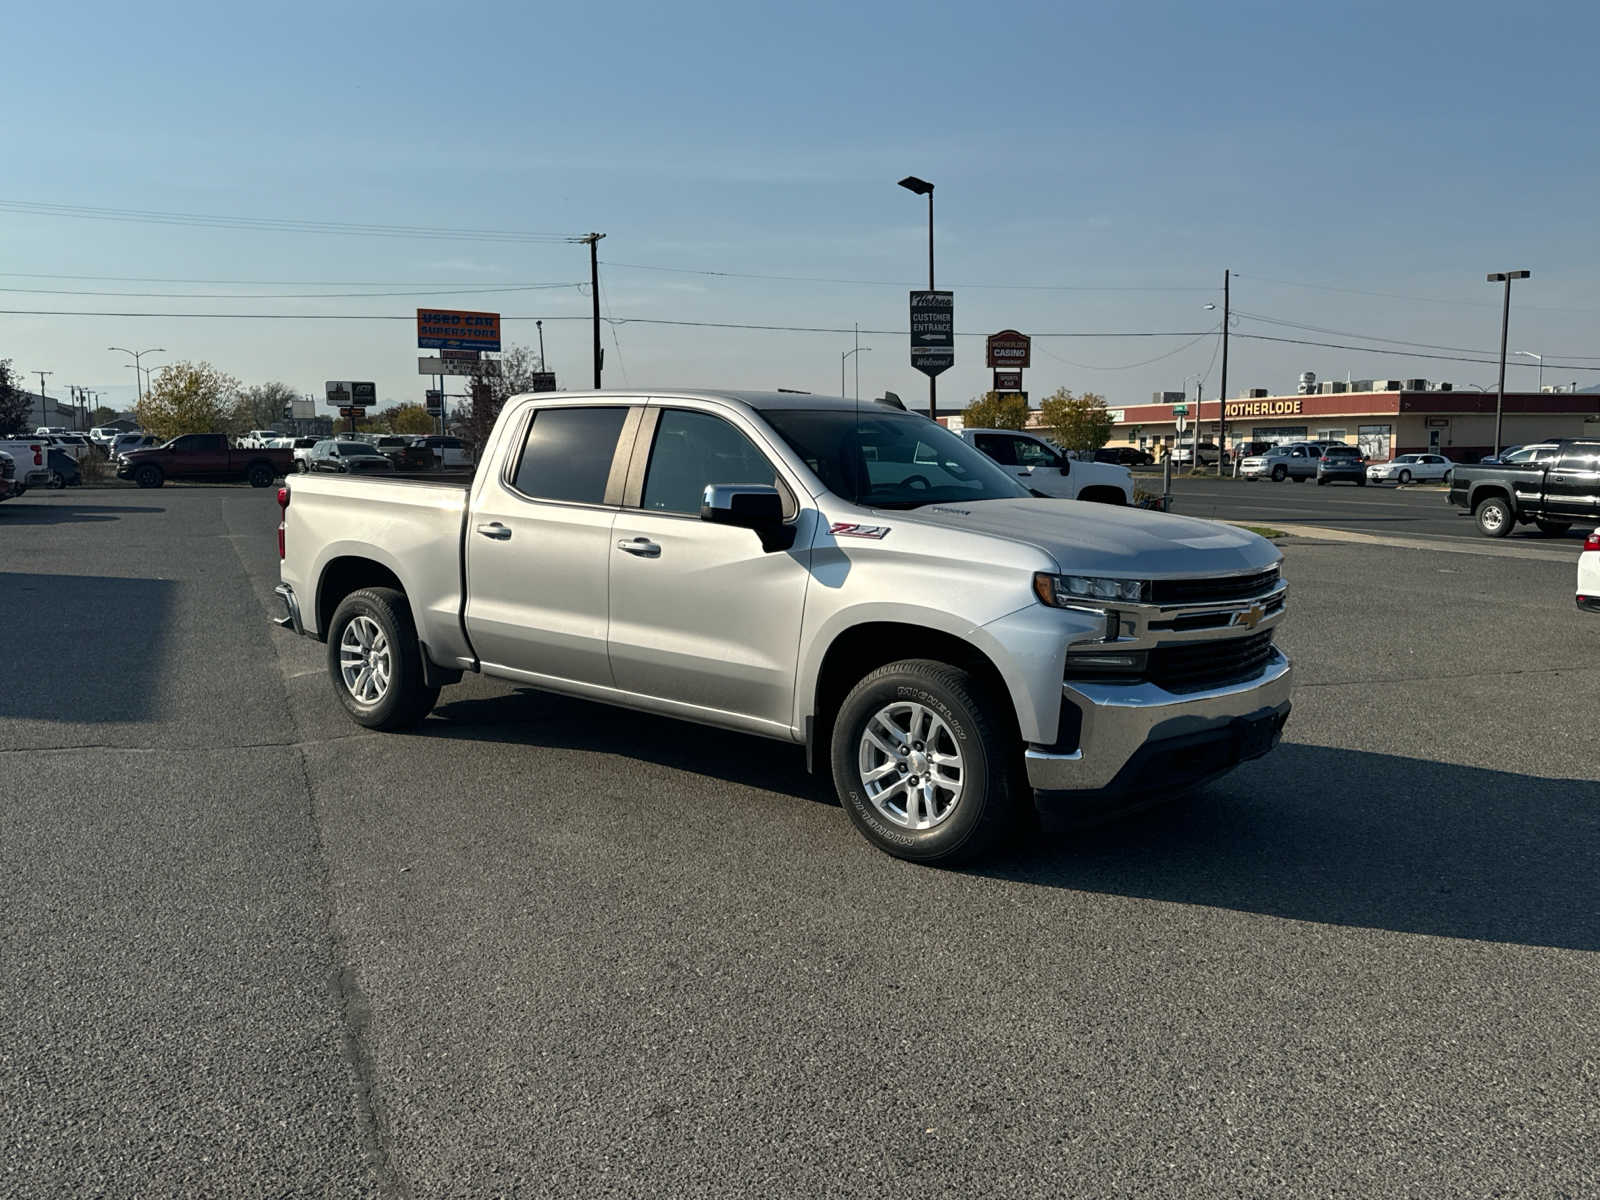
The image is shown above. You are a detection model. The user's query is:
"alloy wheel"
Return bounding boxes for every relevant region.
[857,701,966,830]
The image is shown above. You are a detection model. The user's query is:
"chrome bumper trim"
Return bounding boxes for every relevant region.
[1025,649,1293,792]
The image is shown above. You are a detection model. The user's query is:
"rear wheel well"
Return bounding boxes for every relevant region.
[1471,485,1514,510]
[1077,485,1126,505]
[810,623,1016,771]
[316,557,405,640]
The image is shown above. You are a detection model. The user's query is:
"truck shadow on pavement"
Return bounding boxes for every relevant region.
[422,687,819,801]
[0,501,166,524]
[989,741,1600,952]
[0,573,174,722]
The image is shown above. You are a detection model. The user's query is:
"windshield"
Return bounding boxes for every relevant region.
[762,408,1030,509]
[335,442,373,455]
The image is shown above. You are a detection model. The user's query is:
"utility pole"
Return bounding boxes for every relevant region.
[1192,380,1202,471]
[1486,270,1531,458]
[583,233,606,388]
[34,370,52,428]
[1217,268,1230,476]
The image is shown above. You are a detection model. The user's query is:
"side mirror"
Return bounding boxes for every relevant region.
[1059,461,1071,475]
[700,484,794,552]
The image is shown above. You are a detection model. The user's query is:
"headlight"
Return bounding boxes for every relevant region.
[1033,572,1148,606]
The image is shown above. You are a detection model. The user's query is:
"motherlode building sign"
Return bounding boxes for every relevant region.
[417,308,502,352]
[1225,398,1303,418]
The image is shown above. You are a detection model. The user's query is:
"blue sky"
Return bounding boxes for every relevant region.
[7,0,1600,416]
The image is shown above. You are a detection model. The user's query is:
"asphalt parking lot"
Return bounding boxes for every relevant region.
[3,486,1597,1198]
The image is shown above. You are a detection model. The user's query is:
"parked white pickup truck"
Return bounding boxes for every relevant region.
[276,390,1291,864]
[960,427,1134,504]
[0,437,51,490]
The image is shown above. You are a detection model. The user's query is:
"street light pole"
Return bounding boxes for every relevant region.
[1486,270,1530,457]
[842,326,872,402]
[1515,349,1543,394]
[898,175,937,421]
[109,346,165,409]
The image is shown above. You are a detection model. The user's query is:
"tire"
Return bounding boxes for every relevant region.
[1442,470,1453,486]
[1315,476,1327,486]
[48,470,65,490]
[830,659,1019,866]
[295,459,308,473]
[326,587,439,730]
[1535,520,1572,537]
[247,462,274,488]
[134,464,163,489]
[1398,469,1412,485]
[1358,476,1367,487]
[1270,465,1287,482]
[1474,495,1514,538]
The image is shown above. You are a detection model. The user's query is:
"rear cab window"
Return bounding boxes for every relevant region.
[510,406,631,504]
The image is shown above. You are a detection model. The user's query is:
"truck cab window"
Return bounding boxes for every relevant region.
[511,406,629,504]
[641,409,778,515]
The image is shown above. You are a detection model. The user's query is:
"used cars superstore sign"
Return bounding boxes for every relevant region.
[1224,398,1303,418]
[416,308,502,352]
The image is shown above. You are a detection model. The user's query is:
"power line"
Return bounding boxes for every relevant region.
[0,199,587,244]
[1234,332,1600,373]
[0,282,587,300]
[601,259,1216,292]
[1234,270,1600,315]
[1033,329,1218,372]
[1235,310,1600,361]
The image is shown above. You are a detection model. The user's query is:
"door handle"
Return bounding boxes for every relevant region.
[616,537,660,557]
[476,522,512,540]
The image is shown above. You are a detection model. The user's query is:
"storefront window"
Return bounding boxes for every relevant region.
[1252,426,1307,446]
[1358,424,1392,460]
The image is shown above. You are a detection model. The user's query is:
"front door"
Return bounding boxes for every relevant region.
[464,402,639,685]
[169,433,231,477]
[608,404,814,730]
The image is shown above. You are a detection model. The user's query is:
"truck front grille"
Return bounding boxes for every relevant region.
[1150,568,1279,606]
[1146,631,1276,693]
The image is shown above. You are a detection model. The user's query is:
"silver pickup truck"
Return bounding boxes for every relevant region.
[275,390,1291,864]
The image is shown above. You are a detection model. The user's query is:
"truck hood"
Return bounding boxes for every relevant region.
[886,498,1278,577]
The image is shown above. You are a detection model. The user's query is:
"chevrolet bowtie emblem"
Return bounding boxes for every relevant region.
[1232,604,1265,630]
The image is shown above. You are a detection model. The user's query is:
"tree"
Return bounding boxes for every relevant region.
[137,361,242,439]
[1038,387,1115,452]
[232,381,299,433]
[0,359,29,434]
[377,403,435,435]
[90,405,119,427]
[961,391,1030,431]
[460,343,547,446]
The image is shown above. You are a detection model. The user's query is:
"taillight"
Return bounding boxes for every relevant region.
[32,445,42,466]
[1585,532,1600,552]
[277,486,289,559]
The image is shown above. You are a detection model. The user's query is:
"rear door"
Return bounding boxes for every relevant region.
[607,402,814,730]
[464,401,641,686]
[1544,443,1600,519]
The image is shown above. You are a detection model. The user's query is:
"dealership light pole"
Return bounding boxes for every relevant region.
[110,346,165,408]
[898,175,936,421]
[1486,270,1530,458]
[842,326,871,402]
[1514,349,1543,394]
[1203,268,1231,475]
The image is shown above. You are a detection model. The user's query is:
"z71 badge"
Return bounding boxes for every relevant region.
[829,522,891,540]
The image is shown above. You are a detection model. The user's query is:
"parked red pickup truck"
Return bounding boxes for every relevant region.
[117,433,294,488]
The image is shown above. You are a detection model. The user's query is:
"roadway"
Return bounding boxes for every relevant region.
[3,486,1597,1198]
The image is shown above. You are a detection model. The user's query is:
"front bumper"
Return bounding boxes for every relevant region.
[1025,649,1293,830]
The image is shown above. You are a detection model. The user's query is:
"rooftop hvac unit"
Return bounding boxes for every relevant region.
[1152,390,1187,404]
[1248,388,1270,398]
[1436,382,1453,392]
[1404,378,1429,391]
[1319,381,1348,394]
[1374,379,1403,391]
[1351,379,1375,391]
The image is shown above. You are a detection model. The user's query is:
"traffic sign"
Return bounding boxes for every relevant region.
[425,389,443,414]
[1175,414,1188,433]
[1172,403,1188,414]
[909,290,954,378]
[985,330,1031,369]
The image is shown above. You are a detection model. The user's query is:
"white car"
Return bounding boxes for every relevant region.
[961,428,1134,504]
[1579,529,1600,613]
[1367,453,1454,485]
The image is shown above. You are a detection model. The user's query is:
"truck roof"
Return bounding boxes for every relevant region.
[507,388,896,414]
